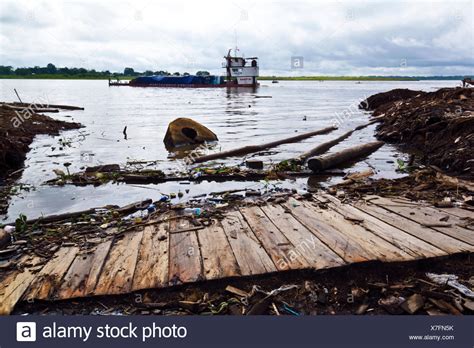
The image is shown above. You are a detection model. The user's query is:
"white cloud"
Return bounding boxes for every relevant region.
[0,0,472,75]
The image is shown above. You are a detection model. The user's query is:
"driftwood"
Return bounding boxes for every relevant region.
[295,119,381,163]
[191,126,337,164]
[46,169,346,187]
[434,171,474,192]
[6,199,152,226]
[115,199,152,214]
[308,141,384,172]
[3,102,84,111]
[3,104,60,113]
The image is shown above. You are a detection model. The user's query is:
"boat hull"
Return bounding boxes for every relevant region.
[110,82,259,88]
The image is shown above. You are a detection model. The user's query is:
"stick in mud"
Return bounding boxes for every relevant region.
[307,141,384,172]
[191,125,337,164]
[14,89,23,103]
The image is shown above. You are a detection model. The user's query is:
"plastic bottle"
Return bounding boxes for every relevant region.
[159,195,169,202]
[183,208,202,216]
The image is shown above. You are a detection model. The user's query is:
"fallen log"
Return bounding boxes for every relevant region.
[284,120,380,164]
[4,102,84,111]
[3,104,60,113]
[308,141,384,172]
[46,169,346,186]
[192,125,337,164]
[3,199,152,226]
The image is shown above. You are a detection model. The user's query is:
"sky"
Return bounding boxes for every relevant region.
[0,0,473,76]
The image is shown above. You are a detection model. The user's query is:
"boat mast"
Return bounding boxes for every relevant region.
[225,49,232,82]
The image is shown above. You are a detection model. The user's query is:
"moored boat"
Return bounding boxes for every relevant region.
[109,49,259,88]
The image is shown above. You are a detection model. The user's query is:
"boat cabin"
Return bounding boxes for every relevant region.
[224,49,259,86]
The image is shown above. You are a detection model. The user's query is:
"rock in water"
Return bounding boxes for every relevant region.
[164,118,218,148]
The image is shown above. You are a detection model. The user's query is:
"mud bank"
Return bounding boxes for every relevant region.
[361,87,474,179]
[0,104,81,177]
[0,103,82,214]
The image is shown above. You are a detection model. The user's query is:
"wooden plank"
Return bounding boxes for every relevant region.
[132,224,169,291]
[84,240,113,296]
[168,218,203,285]
[367,196,474,245]
[384,196,474,221]
[352,200,474,254]
[240,206,309,270]
[302,200,419,261]
[24,247,79,300]
[437,207,474,220]
[0,257,43,315]
[220,210,277,275]
[315,194,447,258]
[260,204,345,269]
[283,200,374,263]
[197,220,241,280]
[94,231,143,295]
[57,240,112,299]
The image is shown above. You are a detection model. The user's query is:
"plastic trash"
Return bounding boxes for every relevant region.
[159,195,169,202]
[183,208,202,216]
[3,225,15,233]
[147,203,156,213]
[122,209,148,221]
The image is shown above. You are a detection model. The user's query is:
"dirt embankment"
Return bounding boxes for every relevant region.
[0,104,81,177]
[1,104,81,215]
[361,87,474,179]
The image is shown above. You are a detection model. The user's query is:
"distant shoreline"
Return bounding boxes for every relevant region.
[0,75,466,81]
[259,76,419,81]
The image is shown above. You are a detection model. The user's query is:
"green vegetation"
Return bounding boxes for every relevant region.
[260,76,418,81]
[0,74,135,80]
[0,63,210,80]
[0,63,467,81]
[261,75,471,81]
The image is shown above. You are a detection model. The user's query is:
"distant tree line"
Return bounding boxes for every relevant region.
[0,63,210,77]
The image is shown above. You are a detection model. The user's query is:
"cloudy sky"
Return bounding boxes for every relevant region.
[0,0,473,76]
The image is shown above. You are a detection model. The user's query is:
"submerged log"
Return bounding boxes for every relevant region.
[283,120,380,165]
[192,125,337,164]
[308,141,384,172]
[298,130,352,162]
[4,102,84,111]
[6,199,153,226]
[3,104,60,113]
[85,164,120,173]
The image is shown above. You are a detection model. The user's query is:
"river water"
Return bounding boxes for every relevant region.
[0,79,459,220]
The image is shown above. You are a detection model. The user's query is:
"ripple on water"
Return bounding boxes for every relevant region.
[0,79,458,220]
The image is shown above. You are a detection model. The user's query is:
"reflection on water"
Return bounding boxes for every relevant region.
[0,79,458,220]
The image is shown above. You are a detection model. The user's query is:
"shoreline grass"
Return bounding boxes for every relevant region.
[0,75,464,81]
[259,76,419,81]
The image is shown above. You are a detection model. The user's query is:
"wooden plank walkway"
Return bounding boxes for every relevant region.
[1,194,473,314]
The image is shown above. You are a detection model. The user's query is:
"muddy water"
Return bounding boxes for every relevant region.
[0,79,459,220]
